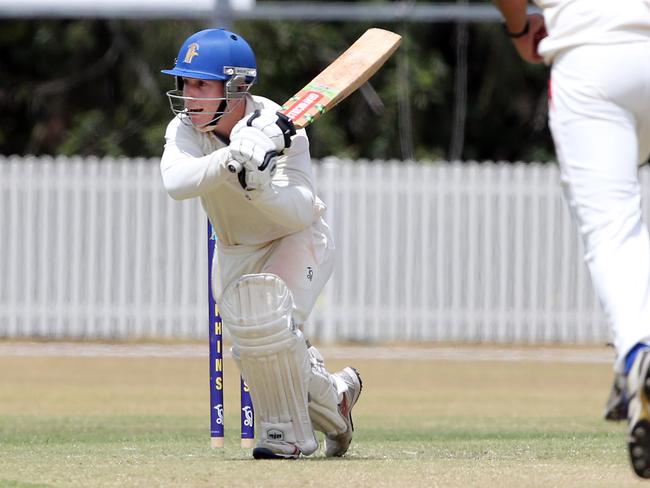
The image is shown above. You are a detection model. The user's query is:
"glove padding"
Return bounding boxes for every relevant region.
[229,126,278,191]
[230,109,296,153]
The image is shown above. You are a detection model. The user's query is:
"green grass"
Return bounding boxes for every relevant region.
[0,349,644,487]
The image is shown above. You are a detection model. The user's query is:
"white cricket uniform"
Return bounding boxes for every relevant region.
[160,94,335,325]
[536,0,650,371]
[535,0,650,63]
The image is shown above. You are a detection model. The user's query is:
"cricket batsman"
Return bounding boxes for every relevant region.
[493,0,650,478]
[159,28,362,459]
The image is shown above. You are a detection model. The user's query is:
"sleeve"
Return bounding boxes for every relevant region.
[159,120,231,200]
[246,128,323,232]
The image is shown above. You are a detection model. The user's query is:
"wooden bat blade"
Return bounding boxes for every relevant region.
[280,28,402,129]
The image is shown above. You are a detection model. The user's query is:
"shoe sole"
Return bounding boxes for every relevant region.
[252,447,299,460]
[629,367,650,478]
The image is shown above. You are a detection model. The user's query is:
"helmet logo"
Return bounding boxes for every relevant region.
[183,43,200,64]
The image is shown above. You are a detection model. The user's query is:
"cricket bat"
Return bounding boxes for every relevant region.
[279,28,401,129]
[227,28,401,173]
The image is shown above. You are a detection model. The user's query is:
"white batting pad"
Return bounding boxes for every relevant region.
[220,273,318,456]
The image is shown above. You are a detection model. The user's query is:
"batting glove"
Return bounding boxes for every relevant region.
[229,126,278,191]
[231,109,296,154]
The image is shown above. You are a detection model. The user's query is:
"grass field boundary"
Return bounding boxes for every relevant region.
[0,342,615,364]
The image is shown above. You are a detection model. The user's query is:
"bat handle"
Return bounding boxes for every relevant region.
[227,160,243,174]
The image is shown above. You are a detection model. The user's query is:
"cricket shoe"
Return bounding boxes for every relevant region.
[252,442,300,460]
[325,367,363,457]
[627,348,650,478]
[603,371,628,421]
[252,426,318,460]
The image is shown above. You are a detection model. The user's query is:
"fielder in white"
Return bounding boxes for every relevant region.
[159,28,362,460]
[494,0,650,478]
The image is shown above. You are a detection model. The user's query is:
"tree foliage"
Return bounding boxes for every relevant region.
[0,15,554,162]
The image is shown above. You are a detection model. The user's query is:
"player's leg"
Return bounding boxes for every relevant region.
[306,344,363,457]
[550,43,650,373]
[262,217,335,325]
[550,41,650,477]
[624,41,650,478]
[263,218,363,456]
[220,273,318,459]
[211,241,270,304]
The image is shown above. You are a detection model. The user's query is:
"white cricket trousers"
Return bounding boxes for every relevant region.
[549,41,650,372]
[211,217,335,326]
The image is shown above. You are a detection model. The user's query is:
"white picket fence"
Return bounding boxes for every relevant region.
[1,155,637,344]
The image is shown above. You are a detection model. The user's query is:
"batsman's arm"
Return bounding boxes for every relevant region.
[161,148,231,200]
[493,0,546,64]
[244,133,322,232]
[161,122,231,200]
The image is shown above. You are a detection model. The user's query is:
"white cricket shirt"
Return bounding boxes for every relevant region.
[160,94,326,248]
[535,0,650,62]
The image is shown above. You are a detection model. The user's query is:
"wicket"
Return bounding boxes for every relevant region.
[207,220,255,448]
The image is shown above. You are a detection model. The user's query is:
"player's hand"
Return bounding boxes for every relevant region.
[229,126,277,191]
[230,109,296,154]
[510,14,547,64]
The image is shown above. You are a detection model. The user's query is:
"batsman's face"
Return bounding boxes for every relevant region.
[182,78,224,127]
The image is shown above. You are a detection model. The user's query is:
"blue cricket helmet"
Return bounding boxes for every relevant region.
[161,28,257,82]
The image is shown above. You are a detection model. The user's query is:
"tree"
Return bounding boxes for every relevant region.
[0,16,553,162]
